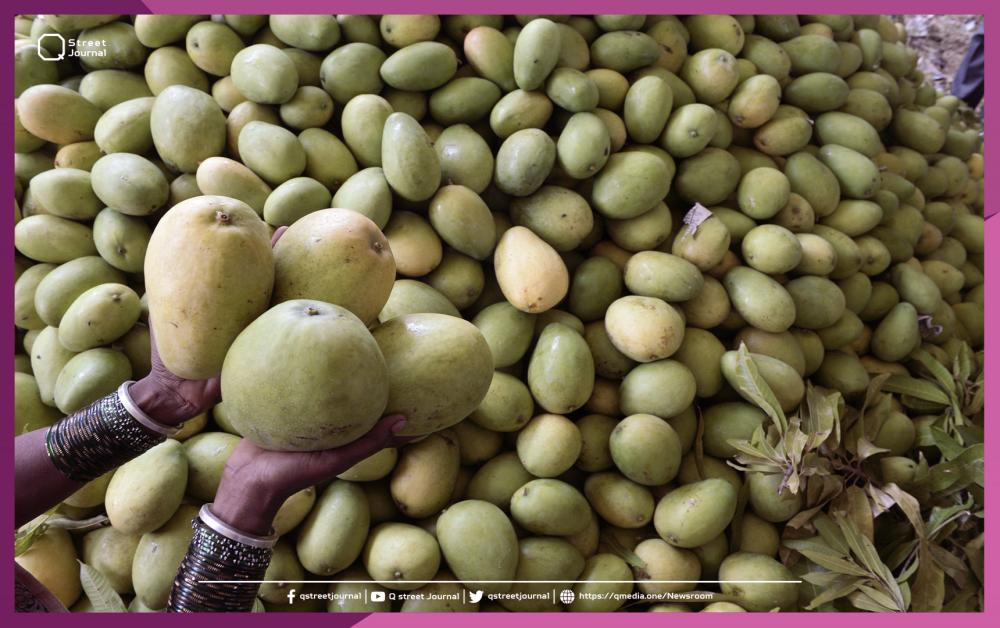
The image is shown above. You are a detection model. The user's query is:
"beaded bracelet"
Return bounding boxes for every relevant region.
[45,382,177,483]
[167,505,276,613]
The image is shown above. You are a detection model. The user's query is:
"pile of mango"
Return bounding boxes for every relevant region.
[14,13,984,613]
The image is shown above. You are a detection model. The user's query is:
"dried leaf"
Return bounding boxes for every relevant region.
[805,576,861,609]
[910,546,945,611]
[79,561,127,612]
[880,484,925,540]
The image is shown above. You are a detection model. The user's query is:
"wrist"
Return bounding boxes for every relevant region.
[129,377,186,426]
[212,475,284,536]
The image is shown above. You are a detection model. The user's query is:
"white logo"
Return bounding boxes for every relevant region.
[370,590,386,602]
[559,589,576,604]
[286,588,296,604]
[469,590,484,603]
[36,33,65,61]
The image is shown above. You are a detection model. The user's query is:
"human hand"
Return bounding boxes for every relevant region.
[211,415,410,535]
[128,324,221,426]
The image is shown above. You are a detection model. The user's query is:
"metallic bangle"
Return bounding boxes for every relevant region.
[167,506,274,613]
[119,381,181,437]
[45,391,166,483]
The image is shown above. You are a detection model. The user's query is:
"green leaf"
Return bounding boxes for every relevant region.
[911,349,959,398]
[883,375,950,405]
[880,484,925,540]
[930,427,964,460]
[848,589,897,612]
[79,561,127,612]
[14,510,57,557]
[730,343,788,433]
[812,514,850,556]
[909,547,945,611]
[805,576,861,610]
[252,598,266,613]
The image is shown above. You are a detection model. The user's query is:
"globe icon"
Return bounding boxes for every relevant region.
[559,589,576,605]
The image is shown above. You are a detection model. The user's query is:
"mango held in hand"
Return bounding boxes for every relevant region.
[372,313,492,437]
[144,195,273,379]
[220,300,389,451]
[273,208,395,326]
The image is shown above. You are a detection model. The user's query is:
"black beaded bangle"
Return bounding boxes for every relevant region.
[45,388,167,483]
[167,507,275,613]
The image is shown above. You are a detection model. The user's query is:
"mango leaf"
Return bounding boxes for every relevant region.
[804,575,861,610]
[909,546,945,612]
[812,513,850,556]
[964,533,984,584]
[730,343,787,433]
[927,544,970,587]
[848,589,898,612]
[880,484,925,540]
[883,375,949,405]
[79,561,127,612]
[910,349,959,397]
[930,427,964,460]
[14,509,58,557]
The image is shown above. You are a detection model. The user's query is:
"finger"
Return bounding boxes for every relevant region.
[202,376,222,407]
[311,415,408,474]
[270,226,288,248]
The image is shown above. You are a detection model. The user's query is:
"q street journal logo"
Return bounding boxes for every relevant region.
[36,33,108,61]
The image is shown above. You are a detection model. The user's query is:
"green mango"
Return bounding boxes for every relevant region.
[58,283,141,352]
[469,371,534,432]
[781,34,842,75]
[435,124,495,194]
[503,538,585,611]
[90,209,149,274]
[814,350,870,398]
[184,21,242,76]
[90,153,169,216]
[546,67,599,113]
[106,439,187,535]
[261,176,330,226]
[379,280,459,322]
[785,276,847,329]
[14,264,55,331]
[466,451,534,507]
[472,302,535,368]
[654,479,737,548]
[728,75,781,130]
[661,103,717,158]
[381,41,457,91]
[133,14,206,47]
[319,42,386,103]
[527,323,594,414]
[513,18,561,90]
[465,26,516,92]
[740,34,791,82]
[607,200,673,252]
[583,472,655,528]
[14,216,96,264]
[684,14,744,54]
[238,121,307,185]
[81,526,141,595]
[624,251,702,302]
[144,46,210,95]
[674,327,727,397]
[814,112,885,157]
[14,372,63,435]
[702,402,767,458]
[79,69,152,110]
[719,553,798,610]
[382,112,441,201]
[489,89,554,139]
[569,554,633,611]
[722,350,804,412]
[674,147,741,205]
[592,152,671,218]
[28,168,102,220]
[723,266,796,333]
[590,31,661,73]
[429,185,496,260]
[363,522,440,591]
[840,88,893,131]
[748,471,804,523]
[817,144,880,199]
[784,151,841,217]
[893,108,946,154]
[741,224,802,273]
[34,256,127,329]
[133,504,199,610]
[680,48,740,105]
[782,72,849,113]
[619,359,696,419]
[511,186,594,252]
[17,84,102,145]
[610,413,682,485]
[584,322,636,379]
[150,85,226,173]
[437,500,518,593]
[229,44,298,106]
[623,76,672,143]
[495,128,556,197]
[296,480,370,575]
[430,77,501,125]
[331,167,392,229]
[512,478,591,536]
[891,263,942,314]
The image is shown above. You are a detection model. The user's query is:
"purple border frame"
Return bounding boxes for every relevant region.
[4,2,995,627]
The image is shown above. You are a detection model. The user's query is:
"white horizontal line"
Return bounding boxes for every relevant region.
[200,580,803,584]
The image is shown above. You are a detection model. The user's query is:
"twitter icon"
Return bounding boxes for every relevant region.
[469,590,484,603]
